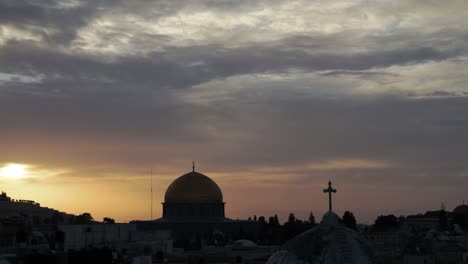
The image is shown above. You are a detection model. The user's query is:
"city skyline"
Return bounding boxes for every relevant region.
[0,164,464,224]
[1,0,468,223]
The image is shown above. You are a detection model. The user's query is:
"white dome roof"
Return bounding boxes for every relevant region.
[266,216,374,264]
[322,211,340,226]
[232,239,257,247]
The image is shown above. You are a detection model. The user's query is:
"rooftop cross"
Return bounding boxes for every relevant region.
[192,161,195,172]
[323,181,337,212]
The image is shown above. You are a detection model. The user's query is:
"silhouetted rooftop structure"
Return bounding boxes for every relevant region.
[266,181,374,264]
[135,164,257,242]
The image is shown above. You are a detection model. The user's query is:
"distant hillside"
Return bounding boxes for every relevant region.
[0,191,75,224]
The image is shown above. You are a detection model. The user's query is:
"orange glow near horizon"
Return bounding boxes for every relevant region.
[0,160,465,225]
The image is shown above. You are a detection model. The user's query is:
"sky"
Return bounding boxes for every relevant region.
[1,0,468,224]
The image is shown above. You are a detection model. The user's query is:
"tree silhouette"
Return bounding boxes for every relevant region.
[103,217,115,224]
[398,215,406,223]
[283,213,307,241]
[258,216,266,224]
[288,213,296,223]
[268,216,279,227]
[308,211,316,225]
[76,212,94,224]
[374,215,400,230]
[342,211,357,230]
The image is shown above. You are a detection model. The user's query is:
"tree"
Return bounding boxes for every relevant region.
[398,215,406,223]
[308,211,316,225]
[288,213,296,223]
[103,217,115,224]
[374,215,400,230]
[267,214,279,227]
[283,213,307,241]
[268,216,276,226]
[342,211,357,230]
[258,216,266,224]
[76,212,94,224]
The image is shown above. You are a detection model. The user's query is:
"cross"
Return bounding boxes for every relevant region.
[323,181,337,212]
[192,161,195,172]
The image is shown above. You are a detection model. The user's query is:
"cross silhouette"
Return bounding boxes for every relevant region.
[323,181,337,212]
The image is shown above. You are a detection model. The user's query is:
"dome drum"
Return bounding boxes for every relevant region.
[163,202,225,219]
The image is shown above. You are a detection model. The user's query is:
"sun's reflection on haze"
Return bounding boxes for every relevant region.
[0,163,29,179]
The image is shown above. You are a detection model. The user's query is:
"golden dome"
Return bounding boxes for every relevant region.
[164,171,223,204]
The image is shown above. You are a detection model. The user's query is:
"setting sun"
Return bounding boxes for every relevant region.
[0,163,28,179]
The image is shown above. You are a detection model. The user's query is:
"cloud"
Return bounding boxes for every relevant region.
[1,0,468,221]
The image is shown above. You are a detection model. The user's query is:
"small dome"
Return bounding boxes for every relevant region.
[266,223,374,264]
[321,211,340,226]
[453,205,468,215]
[232,240,258,247]
[164,171,223,204]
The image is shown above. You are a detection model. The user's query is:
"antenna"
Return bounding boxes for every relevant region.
[151,168,153,220]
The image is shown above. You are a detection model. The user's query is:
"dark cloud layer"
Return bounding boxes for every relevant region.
[0,0,104,44]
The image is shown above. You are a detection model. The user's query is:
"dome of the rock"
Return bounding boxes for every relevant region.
[162,169,225,220]
[147,165,257,244]
[164,171,223,204]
